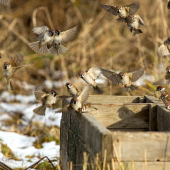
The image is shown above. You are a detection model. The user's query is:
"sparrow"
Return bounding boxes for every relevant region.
[100,1,139,23]
[168,1,170,9]
[3,54,33,92]
[55,85,90,113]
[125,15,145,36]
[156,85,169,95]
[157,38,170,57]
[0,0,10,6]
[33,85,63,116]
[79,67,103,94]
[154,66,170,85]
[65,82,79,96]
[165,102,170,109]
[160,91,170,104]
[29,26,55,55]
[48,26,78,55]
[100,67,144,92]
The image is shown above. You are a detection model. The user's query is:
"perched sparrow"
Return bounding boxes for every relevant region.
[101,67,144,92]
[0,0,10,6]
[29,26,55,55]
[157,38,170,57]
[168,1,170,9]
[165,102,170,109]
[33,85,63,115]
[154,66,170,85]
[160,91,170,104]
[125,15,145,36]
[3,54,33,92]
[55,85,90,113]
[100,1,139,23]
[156,85,169,95]
[79,67,103,94]
[48,26,78,55]
[65,82,79,96]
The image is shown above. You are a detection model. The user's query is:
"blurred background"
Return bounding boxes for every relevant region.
[0,0,170,168]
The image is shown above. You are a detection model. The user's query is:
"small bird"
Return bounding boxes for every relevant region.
[154,66,170,85]
[157,38,170,57]
[0,0,10,6]
[101,67,144,92]
[156,85,169,95]
[79,67,103,94]
[168,1,170,9]
[125,15,145,36]
[48,26,78,55]
[65,82,79,96]
[100,1,139,23]
[165,102,170,109]
[29,26,55,55]
[160,91,170,104]
[3,54,33,92]
[55,85,90,113]
[33,85,63,115]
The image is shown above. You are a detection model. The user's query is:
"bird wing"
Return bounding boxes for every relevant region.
[77,85,90,105]
[100,68,120,84]
[138,15,145,26]
[157,44,170,57]
[32,26,49,36]
[128,68,144,82]
[100,4,117,16]
[0,0,10,6]
[55,104,72,113]
[60,26,78,44]
[125,1,139,15]
[34,85,49,102]
[10,53,23,67]
[87,66,101,80]
[153,78,170,85]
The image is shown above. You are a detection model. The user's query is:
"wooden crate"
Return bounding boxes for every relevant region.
[60,95,170,170]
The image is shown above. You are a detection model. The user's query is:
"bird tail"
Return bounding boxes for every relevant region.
[124,84,138,92]
[48,45,68,55]
[93,85,103,94]
[6,79,14,92]
[33,105,46,116]
[29,41,48,55]
[133,29,143,36]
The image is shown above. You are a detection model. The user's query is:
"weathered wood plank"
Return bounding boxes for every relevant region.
[157,104,170,131]
[89,105,149,129]
[112,132,170,161]
[149,104,157,131]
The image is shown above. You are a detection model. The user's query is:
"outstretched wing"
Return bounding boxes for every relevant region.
[0,0,10,6]
[138,15,145,26]
[77,85,90,105]
[34,85,49,102]
[10,53,23,67]
[157,44,170,57]
[87,66,101,80]
[32,26,49,35]
[100,68,120,84]
[100,4,117,16]
[55,104,72,113]
[61,26,78,44]
[128,68,144,82]
[125,1,139,15]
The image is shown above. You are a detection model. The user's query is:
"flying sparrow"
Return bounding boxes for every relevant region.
[157,38,170,57]
[125,15,145,36]
[48,26,78,55]
[65,82,79,96]
[33,85,64,115]
[165,102,170,109]
[101,67,144,92]
[154,66,170,85]
[100,1,139,23]
[79,67,103,94]
[55,85,90,113]
[3,54,33,92]
[0,0,10,6]
[29,26,55,55]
